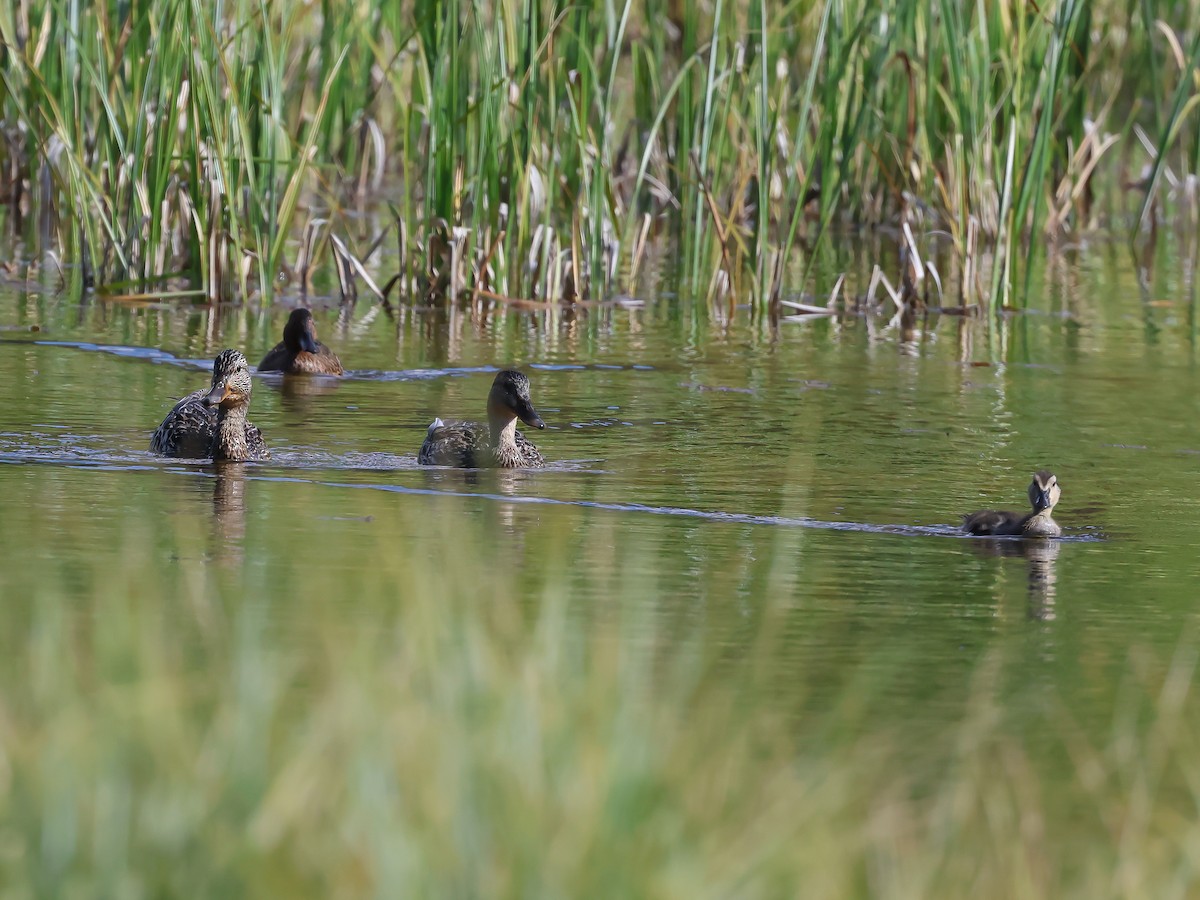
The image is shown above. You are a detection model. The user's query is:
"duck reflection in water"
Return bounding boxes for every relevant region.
[210,465,247,564]
[273,371,344,412]
[420,465,533,534]
[968,537,1061,621]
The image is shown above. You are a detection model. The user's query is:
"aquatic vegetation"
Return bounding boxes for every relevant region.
[1,1,1199,309]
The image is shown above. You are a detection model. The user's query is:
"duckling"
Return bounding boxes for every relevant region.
[258,308,343,375]
[963,470,1062,537]
[150,349,270,461]
[419,369,546,468]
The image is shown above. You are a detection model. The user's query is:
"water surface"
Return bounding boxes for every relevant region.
[2,242,1200,893]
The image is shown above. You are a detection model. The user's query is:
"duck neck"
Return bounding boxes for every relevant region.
[212,403,250,461]
[1022,506,1059,536]
[490,413,519,454]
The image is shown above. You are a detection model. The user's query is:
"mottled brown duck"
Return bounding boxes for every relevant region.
[258,308,343,375]
[150,349,270,461]
[418,370,546,468]
[963,471,1061,537]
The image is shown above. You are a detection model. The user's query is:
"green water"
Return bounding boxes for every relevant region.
[3,243,1200,895]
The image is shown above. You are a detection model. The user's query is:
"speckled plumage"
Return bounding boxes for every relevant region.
[258,308,343,375]
[419,420,545,467]
[150,350,270,461]
[963,470,1061,537]
[418,370,547,468]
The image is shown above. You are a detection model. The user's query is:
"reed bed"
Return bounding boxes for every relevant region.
[2,0,1200,310]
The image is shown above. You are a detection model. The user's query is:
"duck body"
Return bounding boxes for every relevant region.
[258,308,343,375]
[150,389,220,459]
[961,508,1061,537]
[150,390,269,461]
[963,471,1062,538]
[150,350,270,462]
[418,419,545,468]
[418,370,547,469]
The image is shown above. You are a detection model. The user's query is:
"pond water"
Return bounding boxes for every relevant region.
[2,238,1200,893]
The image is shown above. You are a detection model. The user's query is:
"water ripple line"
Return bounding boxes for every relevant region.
[0,448,1105,542]
[24,340,658,382]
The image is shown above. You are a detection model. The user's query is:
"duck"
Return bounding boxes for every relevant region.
[258,308,343,375]
[963,471,1061,537]
[419,369,547,467]
[150,349,270,461]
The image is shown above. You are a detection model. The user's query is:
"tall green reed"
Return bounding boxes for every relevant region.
[3,0,1200,310]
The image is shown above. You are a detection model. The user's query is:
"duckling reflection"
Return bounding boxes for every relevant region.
[897,305,921,356]
[963,471,1062,538]
[968,537,1060,621]
[275,372,344,409]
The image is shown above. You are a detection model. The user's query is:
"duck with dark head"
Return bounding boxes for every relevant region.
[963,471,1062,537]
[150,349,270,461]
[419,370,547,468]
[258,308,343,375]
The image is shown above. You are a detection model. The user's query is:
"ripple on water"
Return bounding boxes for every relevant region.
[0,433,1103,541]
[30,341,658,384]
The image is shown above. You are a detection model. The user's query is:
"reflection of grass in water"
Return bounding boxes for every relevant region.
[3,510,1200,896]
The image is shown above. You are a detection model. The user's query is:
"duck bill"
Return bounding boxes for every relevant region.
[1033,488,1053,512]
[515,398,545,430]
[299,332,320,354]
[204,381,235,407]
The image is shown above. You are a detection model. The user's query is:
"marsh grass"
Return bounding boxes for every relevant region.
[2,502,1200,896]
[3,1,1200,310]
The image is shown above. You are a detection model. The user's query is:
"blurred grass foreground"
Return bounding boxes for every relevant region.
[0,488,1196,898]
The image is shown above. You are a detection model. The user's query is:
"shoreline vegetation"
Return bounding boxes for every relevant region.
[1,1,1199,311]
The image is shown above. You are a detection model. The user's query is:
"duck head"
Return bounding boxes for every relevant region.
[487,369,545,429]
[283,308,321,355]
[204,350,254,409]
[1027,470,1061,513]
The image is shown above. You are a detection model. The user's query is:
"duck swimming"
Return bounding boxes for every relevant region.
[150,349,270,461]
[258,308,343,375]
[418,370,546,468]
[963,471,1062,537]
